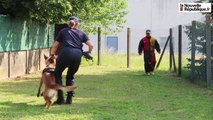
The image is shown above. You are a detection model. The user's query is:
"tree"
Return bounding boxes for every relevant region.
[185,22,213,56]
[69,0,128,33]
[0,0,72,23]
[196,0,213,17]
[0,0,128,34]
[185,0,213,56]
[184,0,213,80]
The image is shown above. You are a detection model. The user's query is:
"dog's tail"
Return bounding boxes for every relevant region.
[37,78,43,97]
[60,85,78,92]
[51,84,77,92]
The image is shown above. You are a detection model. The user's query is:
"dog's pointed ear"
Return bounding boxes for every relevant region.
[50,54,55,59]
[44,54,48,59]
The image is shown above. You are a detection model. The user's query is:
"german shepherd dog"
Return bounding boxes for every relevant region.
[37,54,77,109]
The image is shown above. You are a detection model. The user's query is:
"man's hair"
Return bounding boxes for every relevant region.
[68,20,76,28]
[68,16,79,29]
[146,29,151,33]
[69,16,79,23]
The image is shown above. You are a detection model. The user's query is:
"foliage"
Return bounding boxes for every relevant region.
[0,0,128,34]
[184,0,213,80]
[196,0,213,18]
[184,0,213,55]
[31,0,72,23]
[70,0,128,34]
[185,21,213,55]
[0,0,72,23]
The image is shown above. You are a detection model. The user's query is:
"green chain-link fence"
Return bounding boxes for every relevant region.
[0,15,54,52]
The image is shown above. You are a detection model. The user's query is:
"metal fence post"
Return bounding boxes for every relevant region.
[169,28,173,71]
[206,15,212,88]
[170,39,177,73]
[178,25,182,76]
[191,21,196,83]
[156,36,170,69]
[127,28,131,68]
[8,51,10,78]
[25,50,28,74]
[98,27,101,65]
[39,48,41,71]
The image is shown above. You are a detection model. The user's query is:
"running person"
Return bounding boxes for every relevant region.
[51,16,94,104]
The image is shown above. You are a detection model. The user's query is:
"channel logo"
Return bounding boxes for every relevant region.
[179,3,211,13]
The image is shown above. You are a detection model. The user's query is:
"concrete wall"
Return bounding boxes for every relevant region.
[0,48,50,79]
[0,52,8,79]
[0,15,54,79]
[0,15,54,52]
[10,51,27,78]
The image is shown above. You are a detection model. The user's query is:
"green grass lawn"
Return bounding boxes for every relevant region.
[0,54,213,120]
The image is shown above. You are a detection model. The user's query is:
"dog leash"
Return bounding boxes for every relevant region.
[82,51,94,65]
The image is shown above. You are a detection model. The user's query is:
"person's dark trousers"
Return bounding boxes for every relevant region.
[54,47,82,105]
[144,51,151,73]
[150,52,156,72]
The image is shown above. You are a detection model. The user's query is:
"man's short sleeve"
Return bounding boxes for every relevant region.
[82,33,89,43]
[56,30,63,42]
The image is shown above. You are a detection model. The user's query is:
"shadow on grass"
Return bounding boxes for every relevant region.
[0,69,211,119]
[0,69,172,103]
[0,100,96,119]
[0,70,168,96]
[0,98,144,120]
[0,69,200,99]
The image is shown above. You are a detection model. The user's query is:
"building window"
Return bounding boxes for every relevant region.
[107,36,118,52]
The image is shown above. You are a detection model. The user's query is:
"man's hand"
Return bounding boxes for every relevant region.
[83,51,93,61]
[51,41,60,56]
[157,51,161,54]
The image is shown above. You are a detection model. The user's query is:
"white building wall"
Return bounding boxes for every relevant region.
[87,0,204,53]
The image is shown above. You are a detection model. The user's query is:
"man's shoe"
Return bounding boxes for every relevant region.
[150,72,154,75]
[66,93,73,104]
[146,72,151,76]
[53,100,65,105]
[53,90,65,105]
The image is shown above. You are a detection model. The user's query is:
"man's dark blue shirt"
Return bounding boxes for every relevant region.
[56,27,89,49]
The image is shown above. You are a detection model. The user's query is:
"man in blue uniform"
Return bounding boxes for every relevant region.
[51,16,94,104]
